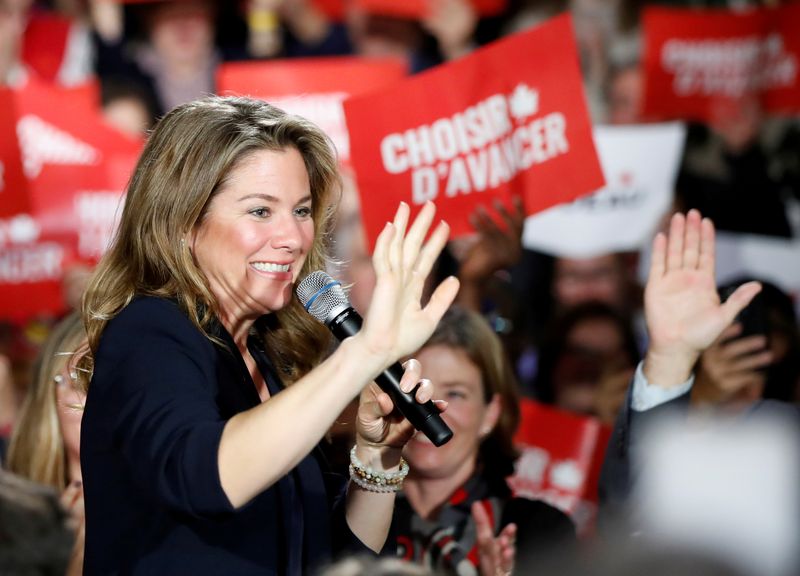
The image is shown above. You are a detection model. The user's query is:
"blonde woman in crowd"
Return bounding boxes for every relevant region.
[6,311,88,576]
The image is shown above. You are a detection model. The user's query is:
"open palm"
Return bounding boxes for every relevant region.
[359,202,460,368]
[645,211,761,366]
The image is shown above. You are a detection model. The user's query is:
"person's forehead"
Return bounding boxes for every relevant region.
[557,254,620,273]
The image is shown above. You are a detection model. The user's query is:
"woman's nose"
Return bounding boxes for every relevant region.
[271,214,304,252]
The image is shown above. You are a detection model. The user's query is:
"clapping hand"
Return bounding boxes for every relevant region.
[473,501,516,576]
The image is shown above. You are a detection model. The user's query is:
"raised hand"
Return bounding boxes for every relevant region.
[643,210,761,388]
[358,201,460,372]
[422,0,478,61]
[459,197,525,281]
[473,501,516,576]
[455,197,525,311]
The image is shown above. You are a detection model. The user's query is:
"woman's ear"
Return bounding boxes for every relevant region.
[479,393,502,438]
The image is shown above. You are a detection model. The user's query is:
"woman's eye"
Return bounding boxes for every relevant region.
[250,208,270,218]
[445,390,467,401]
[294,206,312,219]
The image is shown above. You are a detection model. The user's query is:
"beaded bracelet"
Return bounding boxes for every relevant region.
[348,445,409,493]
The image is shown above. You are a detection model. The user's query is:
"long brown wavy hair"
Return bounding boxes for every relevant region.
[79,96,340,383]
[7,313,87,491]
[422,306,521,480]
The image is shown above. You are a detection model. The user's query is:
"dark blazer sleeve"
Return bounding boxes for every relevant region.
[598,381,692,521]
[89,298,235,518]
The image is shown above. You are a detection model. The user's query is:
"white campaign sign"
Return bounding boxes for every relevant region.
[522,123,686,257]
[715,227,800,318]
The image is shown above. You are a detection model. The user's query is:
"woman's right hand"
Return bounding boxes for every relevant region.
[355,201,460,378]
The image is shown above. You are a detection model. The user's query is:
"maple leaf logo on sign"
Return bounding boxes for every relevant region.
[508,83,539,121]
[17,115,101,178]
[0,214,40,248]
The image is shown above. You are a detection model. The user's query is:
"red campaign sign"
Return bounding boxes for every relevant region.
[642,5,800,122]
[343,14,604,247]
[0,90,30,218]
[352,0,507,19]
[0,80,142,322]
[218,56,407,163]
[509,399,611,537]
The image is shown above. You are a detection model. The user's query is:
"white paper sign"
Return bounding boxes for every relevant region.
[715,227,800,319]
[522,123,686,257]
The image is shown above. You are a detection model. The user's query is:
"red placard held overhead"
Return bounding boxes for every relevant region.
[218,56,407,163]
[344,14,604,248]
[642,5,800,122]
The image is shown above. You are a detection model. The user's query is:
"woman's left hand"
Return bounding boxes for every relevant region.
[355,358,442,453]
[472,501,516,576]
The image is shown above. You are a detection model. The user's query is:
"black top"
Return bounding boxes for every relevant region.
[81,296,370,575]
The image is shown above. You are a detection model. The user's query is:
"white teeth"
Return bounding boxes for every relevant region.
[252,262,290,273]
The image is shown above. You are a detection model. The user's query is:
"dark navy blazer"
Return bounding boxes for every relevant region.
[81,296,370,575]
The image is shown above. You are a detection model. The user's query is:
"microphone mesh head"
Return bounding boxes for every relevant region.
[296,270,350,323]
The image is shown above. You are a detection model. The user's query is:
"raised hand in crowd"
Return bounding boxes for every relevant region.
[422,0,478,61]
[88,0,123,44]
[454,196,525,312]
[246,0,331,58]
[472,500,516,576]
[642,209,762,389]
[692,322,772,411]
[0,0,29,85]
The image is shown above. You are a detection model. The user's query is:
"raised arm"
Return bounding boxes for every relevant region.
[218,202,459,547]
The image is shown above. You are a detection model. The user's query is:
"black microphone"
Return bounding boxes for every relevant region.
[297,270,453,447]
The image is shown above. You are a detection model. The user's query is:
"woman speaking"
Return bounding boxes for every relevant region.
[77,96,459,575]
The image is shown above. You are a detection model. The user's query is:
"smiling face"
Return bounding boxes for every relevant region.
[191,147,314,327]
[404,344,501,482]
